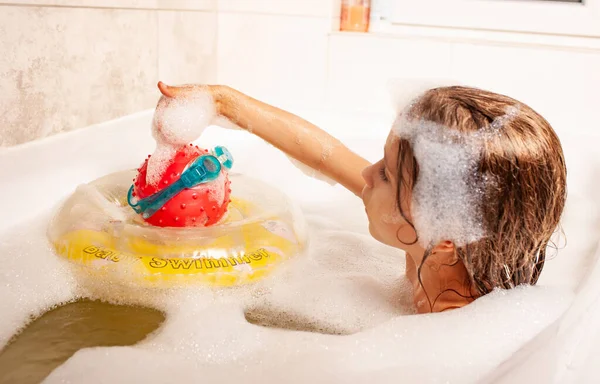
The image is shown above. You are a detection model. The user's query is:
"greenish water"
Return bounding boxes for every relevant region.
[0,300,165,384]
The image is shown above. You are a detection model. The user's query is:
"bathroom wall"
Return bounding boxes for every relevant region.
[216,0,600,141]
[216,0,334,112]
[0,0,217,146]
[3,0,599,146]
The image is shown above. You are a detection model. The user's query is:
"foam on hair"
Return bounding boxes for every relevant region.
[391,103,519,247]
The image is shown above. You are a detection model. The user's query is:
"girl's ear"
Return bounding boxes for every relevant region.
[431,240,456,254]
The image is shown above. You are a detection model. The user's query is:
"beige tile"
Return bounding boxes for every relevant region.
[217,13,329,110]
[158,10,217,86]
[1,0,216,10]
[157,0,216,11]
[0,6,158,146]
[0,0,158,9]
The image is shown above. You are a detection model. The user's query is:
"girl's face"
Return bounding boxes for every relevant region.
[361,131,418,251]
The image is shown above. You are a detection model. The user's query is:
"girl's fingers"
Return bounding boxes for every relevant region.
[157,81,180,97]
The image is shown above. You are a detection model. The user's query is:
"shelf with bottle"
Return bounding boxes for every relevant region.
[338,0,394,34]
[339,0,370,32]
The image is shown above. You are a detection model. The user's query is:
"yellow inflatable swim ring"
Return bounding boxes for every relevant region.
[48,170,308,287]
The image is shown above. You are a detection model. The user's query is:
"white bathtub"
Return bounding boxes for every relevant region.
[0,107,599,383]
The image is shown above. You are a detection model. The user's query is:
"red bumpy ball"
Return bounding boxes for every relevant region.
[132,144,231,228]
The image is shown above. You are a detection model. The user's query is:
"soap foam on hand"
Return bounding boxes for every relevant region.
[152,93,216,147]
[146,92,217,186]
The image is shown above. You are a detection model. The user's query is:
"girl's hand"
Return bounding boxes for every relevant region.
[157,81,229,117]
[157,81,218,98]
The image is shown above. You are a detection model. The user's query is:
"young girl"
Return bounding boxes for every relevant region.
[156,81,567,314]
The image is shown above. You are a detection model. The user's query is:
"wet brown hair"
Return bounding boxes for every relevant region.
[394,86,567,301]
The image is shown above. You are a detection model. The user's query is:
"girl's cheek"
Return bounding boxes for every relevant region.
[381,210,403,225]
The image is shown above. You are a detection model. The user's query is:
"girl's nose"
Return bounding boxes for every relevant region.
[362,164,374,188]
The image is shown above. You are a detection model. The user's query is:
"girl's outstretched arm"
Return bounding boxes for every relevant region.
[158,82,370,197]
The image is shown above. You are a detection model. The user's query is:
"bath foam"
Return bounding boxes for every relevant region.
[42,285,572,384]
[0,216,78,349]
[41,226,572,384]
[207,171,227,206]
[244,211,415,335]
[0,185,574,384]
[145,144,177,187]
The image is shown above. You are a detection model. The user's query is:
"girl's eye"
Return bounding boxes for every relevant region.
[379,166,389,182]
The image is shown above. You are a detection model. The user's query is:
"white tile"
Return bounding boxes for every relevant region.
[217,13,329,111]
[0,6,158,146]
[158,10,218,85]
[451,42,600,138]
[327,31,600,136]
[326,33,455,115]
[218,0,332,17]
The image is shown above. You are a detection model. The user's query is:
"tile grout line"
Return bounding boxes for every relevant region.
[214,6,220,85]
[0,3,332,18]
[156,9,160,86]
[0,3,215,12]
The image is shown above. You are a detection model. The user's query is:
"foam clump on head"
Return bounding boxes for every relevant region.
[393,114,486,247]
[390,87,518,248]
